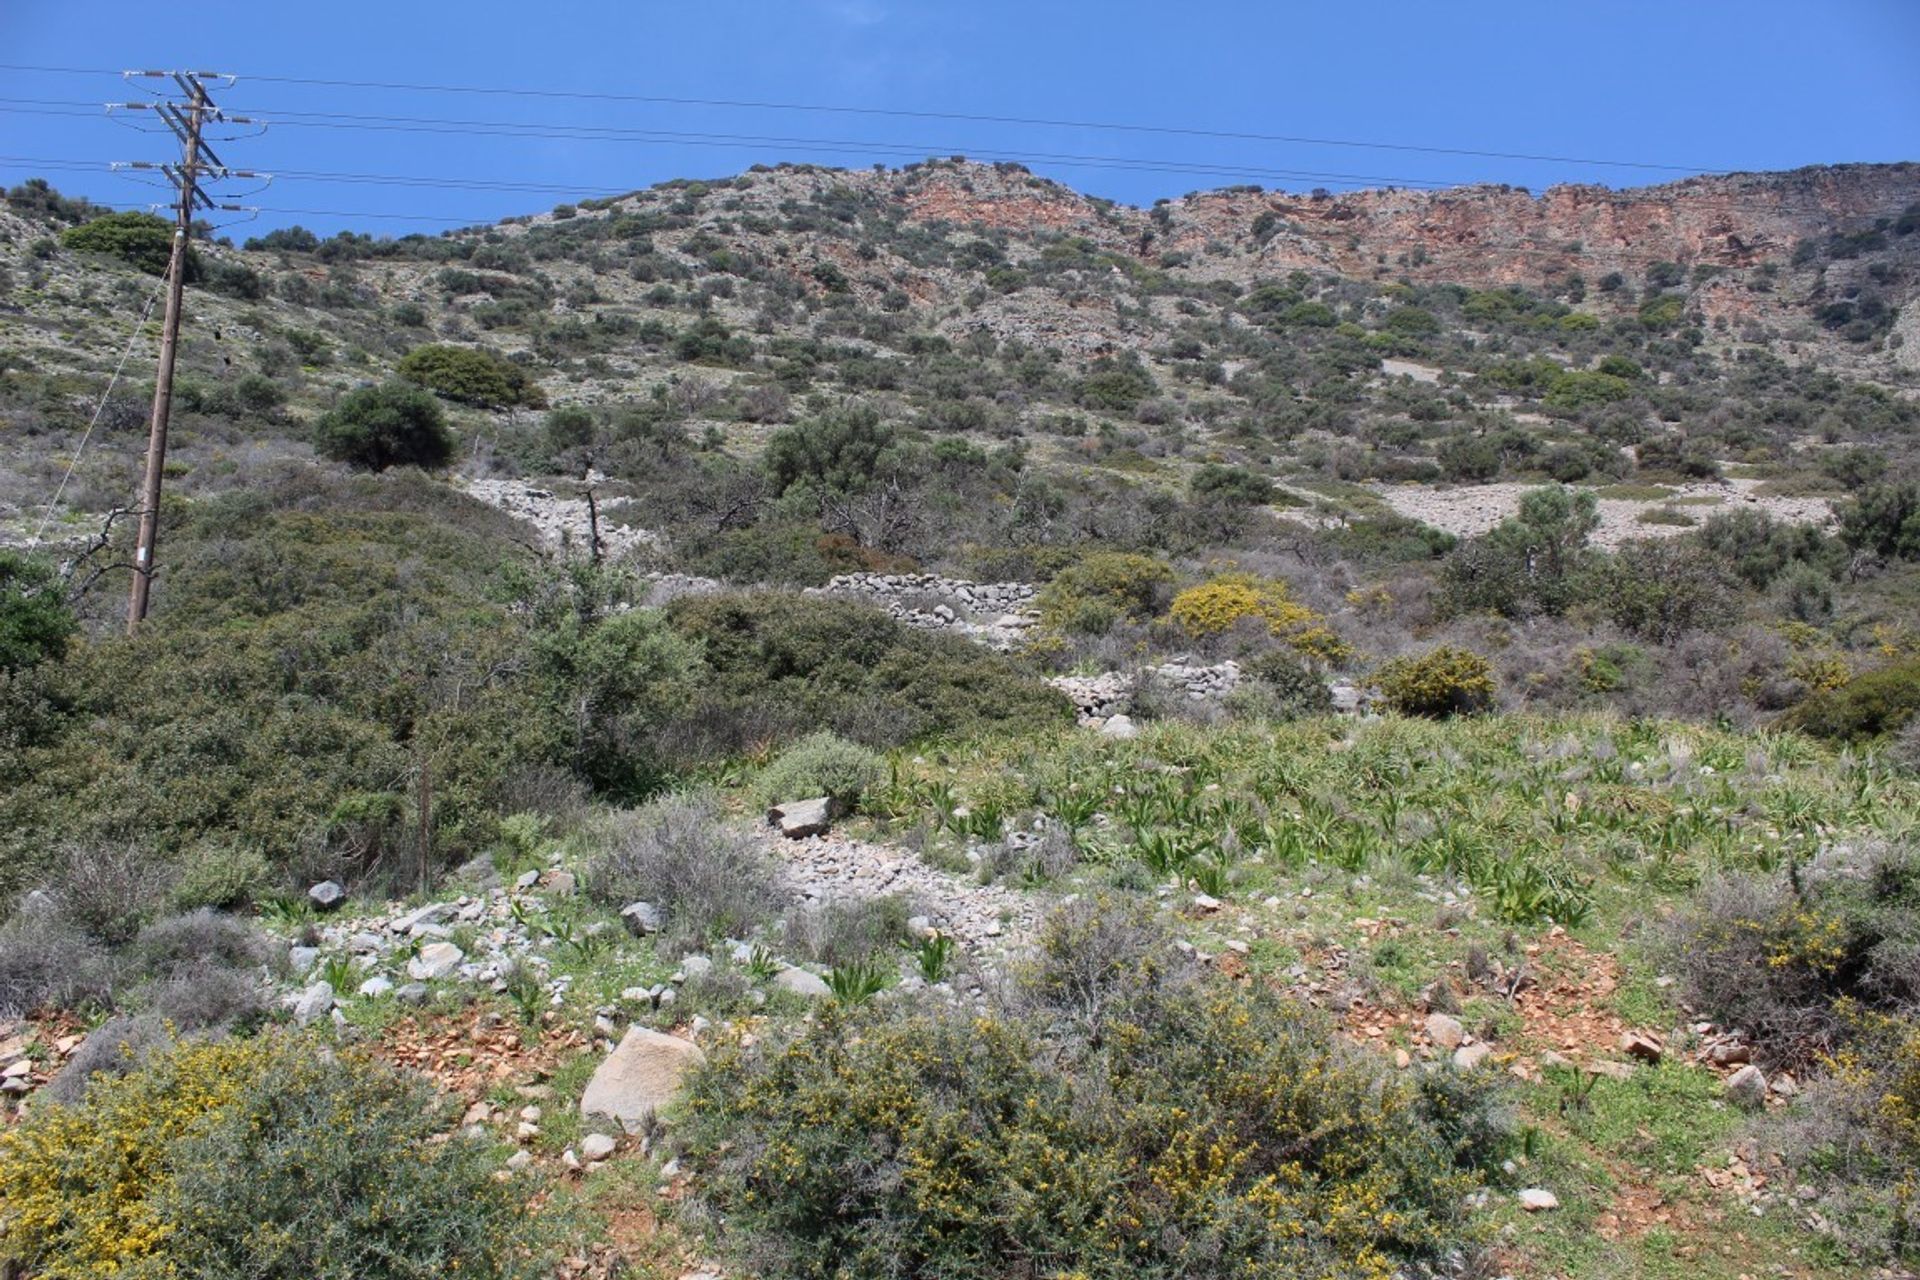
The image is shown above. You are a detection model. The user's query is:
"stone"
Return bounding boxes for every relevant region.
[1518,1188,1560,1212]
[1726,1063,1768,1107]
[288,946,320,974]
[1586,1059,1636,1082]
[515,869,541,891]
[1425,1012,1466,1050]
[681,955,714,980]
[1707,1040,1751,1067]
[394,902,454,934]
[769,797,834,839]
[505,1150,533,1171]
[394,982,430,1006]
[408,941,465,981]
[579,1027,707,1134]
[1099,713,1140,740]
[543,869,577,896]
[1453,1042,1493,1070]
[773,966,831,999]
[620,901,663,937]
[292,982,335,1027]
[1620,1030,1665,1063]
[358,975,394,998]
[580,1132,618,1161]
[308,880,346,911]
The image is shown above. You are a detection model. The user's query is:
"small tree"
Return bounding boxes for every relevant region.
[397,344,543,408]
[764,404,896,496]
[313,382,454,471]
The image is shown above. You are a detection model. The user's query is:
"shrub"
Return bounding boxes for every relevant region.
[666,592,1072,753]
[763,403,895,496]
[782,894,913,968]
[1440,486,1598,619]
[313,381,454,471]
[1033,551,1175,636]
[396,343,544,408]
[753,731,882,811]
[59,211,194,277]
[1784,660,1920,742]
[1594,538,1741,643]
[1373,647,1495,717]
[1665,842,1920,1068]
[0,1033,547,1279]
[586,794,788,956]
[168,840,272,911]
[0,906,113,1018]
[1244,649,1335,719]
[0,549,78,673]
[1839,482,1920,561]
[1765,1012,1920,1265]
[1167,572,1350,662]
[681,901,1499,1280]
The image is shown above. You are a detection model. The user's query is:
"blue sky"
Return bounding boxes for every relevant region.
[4,1,1917,239]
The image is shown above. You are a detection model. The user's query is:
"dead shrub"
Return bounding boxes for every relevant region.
[586,794,789,957]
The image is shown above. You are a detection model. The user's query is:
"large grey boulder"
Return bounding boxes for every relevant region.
[579,1027,706,1134]
[769,797,833,839]
[292,981,335,1027]
[308,881,346,912]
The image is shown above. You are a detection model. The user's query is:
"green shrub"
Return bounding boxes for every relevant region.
[59,211,195,278]
[397,343,544,408]
[763,404,895,496]
[666,592,1072,753]
[681,902,1499,1280]
[1785,660,1920,742]
[1245,649,1335,719]
[0,1032,548,1279]
[1594,539,1740,643]
[753,731,882,811]
[168,840,272,911]
[0,550,77,673]
[313,381,454,471]
[1373,647,1495,717]
[1441,486,1598,619]
[1033,551,1175,636]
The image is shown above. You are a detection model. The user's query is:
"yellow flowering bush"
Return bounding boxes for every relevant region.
[0,1033,548,1280]
[1371,647,1495,718]
[1168,573,1351,663]
[679,904,1501,1280]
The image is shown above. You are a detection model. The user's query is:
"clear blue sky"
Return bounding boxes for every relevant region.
[5,0,1917,240]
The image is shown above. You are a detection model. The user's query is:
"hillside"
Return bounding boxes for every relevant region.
[3,158,1920,1280]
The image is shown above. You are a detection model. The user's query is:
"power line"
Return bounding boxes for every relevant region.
[0,60,1725,173]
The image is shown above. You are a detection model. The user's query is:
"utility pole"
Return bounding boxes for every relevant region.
[110,72,262,632]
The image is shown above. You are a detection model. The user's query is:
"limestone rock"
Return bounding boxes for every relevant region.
[1726,1063,1768,1107]
[1425,1012,1466,1050]
[408,941,465,981]
[773,966,831,999]
[580,1027,706,1134]
[1518,1188,1560,1212]
[620,901,663,937]
[307,881,346,912]
[292,982,335,1027]
[769,797,834,839]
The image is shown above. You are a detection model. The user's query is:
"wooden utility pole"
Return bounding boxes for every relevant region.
[115,72,261,631]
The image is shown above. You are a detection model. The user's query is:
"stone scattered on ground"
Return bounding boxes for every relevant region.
[579,1132,619,1161]
[1726,1063,1769,1107]
[620,901,663,936]
[580,1027,706,1134]
[308,880,346,911]
[1518,1188,1561,1212]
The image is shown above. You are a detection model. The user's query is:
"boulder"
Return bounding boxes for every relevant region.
[292,982,335,1027]
[1518,1188,1560,1212]
[1620,1030,1665,1064]
[769,797,834,839]
[579,1027,706,1134]
[394,982,431,1006]
[620,901,664,937]
[543,869,577,896]
[1726,1063,1768,1107]
[407,941,465,982]
[1453,1042,1493,1070]
[307,881,346,912]
[773,966,831,999]
[1425,1012,1466,1051]
[1099,713,1140,740]
[357,975,394,999]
